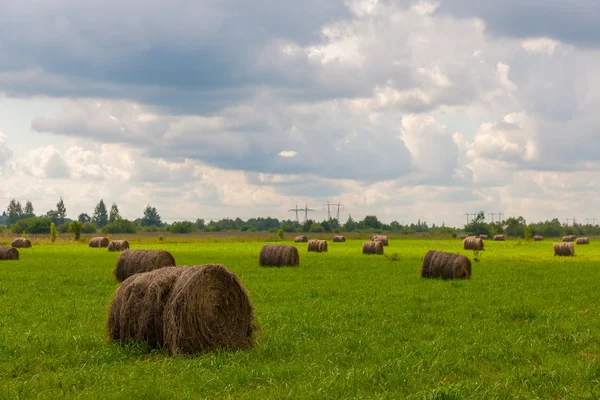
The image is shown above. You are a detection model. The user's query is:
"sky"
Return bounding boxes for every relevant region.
[0,0,599,226]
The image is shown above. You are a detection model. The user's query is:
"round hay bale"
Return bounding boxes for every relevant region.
[11,238,31,248]
[332,235,346,243]
[562,236,573,242]
[459,234,468,240]
[463,236,484,251]
[307,239,328,253]
[576,237,590,245]
[554,242,575,256]
[259,245,299,267]
[108,240,130,252]
[478,234,489,240]
[163,264,257,355]
[107,267,184,348]
[89,237,110,248]
[0,246,19,260]
[493,234,505,241]
[533,235,544,241]
[421,250,471,279]
[362,241,384,255]
[371,235,389,246]
[294,235,308,243]
[113,250,176,282]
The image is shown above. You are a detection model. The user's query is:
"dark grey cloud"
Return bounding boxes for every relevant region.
[436,0,600,47]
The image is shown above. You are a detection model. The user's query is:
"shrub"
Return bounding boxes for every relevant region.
[50,223,57,243]
[57,222,70,233]
[169,221,195,234]
[11,220,28,234]
[69,221,82,241]
[81,222,98,234]
[277,229,284,240]
[267,227,278,233]
[309,223,325,233]
[102,219,138,234]
[143,225,159,233]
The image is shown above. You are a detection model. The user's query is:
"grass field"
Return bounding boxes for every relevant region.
[1,237,600,399]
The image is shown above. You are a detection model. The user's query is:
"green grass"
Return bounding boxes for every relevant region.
[1,238,600,399]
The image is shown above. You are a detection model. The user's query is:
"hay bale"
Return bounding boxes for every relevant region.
[163,264,257,355]
[0,246,19,260]
[332,235,345,242]
[108,240,130,252]
[562,236,573,242]
[479,234,489,240]
[113,250,176,282]
[89,237,110,248]
[459,234,468,239]
[576,237,590,245]
[259,245,299,267]
[463,236,484,251]
[362,241,384,255]
[107,267,184,347]
[493,234,505,241]
[11,238,31,248]
[533,235,544,241]
[554,242,575,256]
[307,239,328,253]
[294,235,308,243]
[371,235,389,246]
[421,250,471,279]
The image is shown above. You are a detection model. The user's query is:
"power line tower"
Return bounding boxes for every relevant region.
[303,204,315,223]
[488,212,504,223]
[464,213,477,224]
[565,218,573,226]
[323,201,344,220]
[289,204,302,223]
[586,218,596,225]
[335,202,344,221]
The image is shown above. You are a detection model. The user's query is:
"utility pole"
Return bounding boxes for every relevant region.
[303,204,315,223]
[335,202,344,221]
[565,218,572,226]
[288,204,301,223]
[324,201,344,220]
[586,218,596,225]
[489,212,504,223]
[464,213,477,224]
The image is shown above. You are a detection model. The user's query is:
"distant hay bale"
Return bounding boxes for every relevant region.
[576,237,590,245]
[362,241,384,255]
[308,239,328,253]
[89,237,110,248]
[294,235,308,243]
[459,234,468,239]
[554,242,575,256]
[108,240,130,252]
[11,238,31,248]
[0,246,19,260]
[562,235,576,242]
[163,264,257,355]
[332,235,345,242]
[113,250,176,282]
[533,235,544,241]
[479,234,489,240]
[463,236,484,251]
[259,245,299,267]
[421,250,471,279]
[370,234,379,240]
[493,234,505,241]
[371,235,389,246]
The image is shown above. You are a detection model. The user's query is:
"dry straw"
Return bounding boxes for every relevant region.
[332,235,346,242]
[108,240,130,252]
[89,237,110,248]
[294,235,308,243]
[0,246,19,260]
[421,250,471,279]
[576,237,590,245]
[113,249,176,282]
[362,241,384,255]
[554,242,575,256]
[371,235,389,246]
[308,239,328,253]
[493,234,505,241]
[463,236,484,251]
[533,235,544,241]
[259,245,299,267]
[11,238,31,248]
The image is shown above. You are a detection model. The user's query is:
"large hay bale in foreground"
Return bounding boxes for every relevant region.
[11,238,31,248]
[108,240,130,252]
[554,242,575,256]
[307,239,328,253]
[259,245,299,267]
[533,235,544,241]
[371,235,389,246]
[362,241,384,255]
[0,246,19,260]
[332,235,345,242]
[294,235,308,243]
[421,250,471,279]
[479,234,489,240]
[463,237,484,251]
[163,264,257,355]
[493,235,505,241]
[114,250,176,282]
[576,237,590,245]
[89,237,110,248]
[107,267,184,348]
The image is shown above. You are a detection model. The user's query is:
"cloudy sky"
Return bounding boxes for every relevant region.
[1,0,598,226]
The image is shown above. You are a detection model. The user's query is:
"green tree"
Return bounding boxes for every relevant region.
[7,199,22,225]
[344,215,356,232]
[69,221,82,241]
[362,215,382,230]
[309,222,325,232]
[23,201,34,218]
[169,221,195,233]
[56,197,67,224]
[50,222,57,243]
[92,200,109,228]
[465,211,490,236]
[141,205,162,227]
[78,213,91,223]
[45,210,60,224]
[109,203,120,223]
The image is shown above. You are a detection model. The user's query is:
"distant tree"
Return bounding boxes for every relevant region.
[309,222,325,233]
[56,197,67,224]
[92,200,109,228]
[50,222,57,243]
[344,215,356,232]
[81,222,98,234]
[45,210,60,224]
[465,211,489,236]
[362,215,382,230]
[169,221,195,234]
[195,218,206,230]
[141,205,162,227]
[78,213,91,223]
[102,219,138,234]
[69,221,82,241]
[7,199,22,225]
[23,201,34,218]
[109,203,121,223]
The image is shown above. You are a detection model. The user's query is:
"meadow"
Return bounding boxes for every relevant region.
[1,235,600,399]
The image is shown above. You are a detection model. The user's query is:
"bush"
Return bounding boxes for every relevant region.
[13,217,53,234]
[81,222,98,234]
[50,223,57,243]
[277,229,284,240]
[69,221,82,241]
[57,222,70,233]
[142,225,159,233]
[102,219,137,234]
[169,221,195,234]
[309,223,325,233]
[267,227,278,233]
[11,220,28,234]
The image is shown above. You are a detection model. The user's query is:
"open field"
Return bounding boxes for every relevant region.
[1,237,600,399]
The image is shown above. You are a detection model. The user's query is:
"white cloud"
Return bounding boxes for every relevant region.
[521,37,560,55]
[278,150,297,158]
